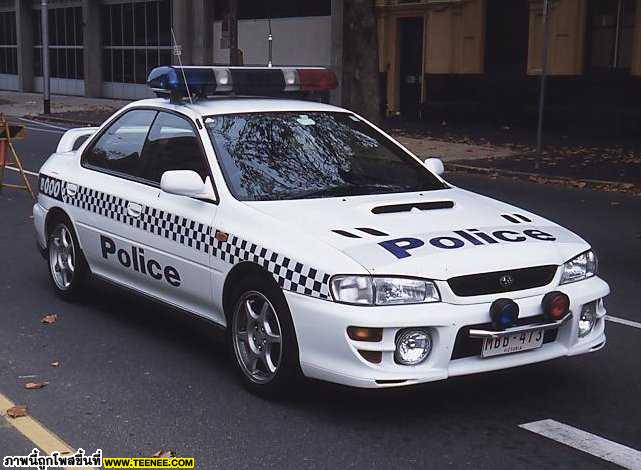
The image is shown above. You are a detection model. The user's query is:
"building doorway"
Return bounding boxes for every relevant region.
[398,17,424,118]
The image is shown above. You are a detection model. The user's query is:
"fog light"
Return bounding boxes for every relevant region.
[542,291,570,321]
[394,329,432,365]
[489,298,520,330]
[578,301,597,338]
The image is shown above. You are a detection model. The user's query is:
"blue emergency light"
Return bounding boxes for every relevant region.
[147,66,337,101]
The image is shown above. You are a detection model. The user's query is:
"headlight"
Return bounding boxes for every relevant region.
[330,275,440,306]
[560,250,597,285]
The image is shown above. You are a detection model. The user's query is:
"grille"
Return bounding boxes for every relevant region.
[451,315,559,360]
[448,265,557,297]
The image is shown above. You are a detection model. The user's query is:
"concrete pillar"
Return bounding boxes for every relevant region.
[330,0,343,105]
[16,0,34,92]
[171,0,193,65]
[83,0,102,97]
[192,0,214,64]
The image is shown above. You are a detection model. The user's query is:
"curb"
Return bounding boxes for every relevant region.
[447,162,640,195]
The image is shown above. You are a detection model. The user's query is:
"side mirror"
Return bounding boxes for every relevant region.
[160,170,216,201]
[424,157,445,176]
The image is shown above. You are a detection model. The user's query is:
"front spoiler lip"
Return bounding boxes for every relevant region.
[468,312,572,339]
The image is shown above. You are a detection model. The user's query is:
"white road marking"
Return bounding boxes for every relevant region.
[606,315,641,330]
[18,117,71,131]
[520,419,641,469]
[5,166,39,177]
[21,125,65,135]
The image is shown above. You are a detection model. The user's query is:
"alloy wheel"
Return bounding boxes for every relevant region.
[232,291,283,384]
[49,225,75,291]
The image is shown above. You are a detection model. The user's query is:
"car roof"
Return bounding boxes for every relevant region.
[129,97,349,118]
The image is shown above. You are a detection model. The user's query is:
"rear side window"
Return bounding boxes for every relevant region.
[138,112,208,184]
[83,110,156,177]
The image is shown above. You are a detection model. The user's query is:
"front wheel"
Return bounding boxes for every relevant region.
[47,220,89,300]
[229,276,301,397]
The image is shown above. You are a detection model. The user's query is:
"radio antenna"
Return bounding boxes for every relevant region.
[267,2,273,67]
[171,28,193,104]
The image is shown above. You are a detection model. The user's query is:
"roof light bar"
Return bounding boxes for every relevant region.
[147,66,337,101]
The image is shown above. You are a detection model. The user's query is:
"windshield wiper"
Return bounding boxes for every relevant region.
[281,183,405,200]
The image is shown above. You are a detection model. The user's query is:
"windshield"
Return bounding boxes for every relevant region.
[205,111,447,201]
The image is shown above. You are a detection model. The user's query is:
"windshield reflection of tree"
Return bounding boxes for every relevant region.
[209,113,383,200]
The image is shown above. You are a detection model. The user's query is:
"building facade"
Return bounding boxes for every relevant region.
[2,0,640,129]
[376,0,641,129]
[0,0,333,100]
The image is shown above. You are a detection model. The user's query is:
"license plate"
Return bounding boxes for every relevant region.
[482,329,544,358]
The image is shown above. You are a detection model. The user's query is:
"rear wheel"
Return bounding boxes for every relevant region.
[47,220,88,300]
[228,276,300,397]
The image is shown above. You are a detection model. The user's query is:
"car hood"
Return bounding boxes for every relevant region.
[244,187,590,280]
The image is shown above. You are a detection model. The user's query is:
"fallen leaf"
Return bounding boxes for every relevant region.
[24,382,49,390]
[51,361,60,367]
[151,450,175,458]
[6,405,27,418]
[41,314,58,324]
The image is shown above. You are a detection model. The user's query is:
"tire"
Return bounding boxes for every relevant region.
[227,274,301,398]
[47,219,89,301]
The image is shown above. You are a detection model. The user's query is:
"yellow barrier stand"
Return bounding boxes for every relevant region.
[0,114,34,200]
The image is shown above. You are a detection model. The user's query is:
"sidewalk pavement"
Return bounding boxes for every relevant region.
[0,91,127,121]
[1,90,637,195]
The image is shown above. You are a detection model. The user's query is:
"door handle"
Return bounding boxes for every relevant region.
[66,183,78,197]
[127,202,142,218]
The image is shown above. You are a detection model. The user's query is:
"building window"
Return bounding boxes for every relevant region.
[588,0,636,70]
[214,0,330,20]
[102,0,172,84]
[33,6,84,79]
[0,11,18,75]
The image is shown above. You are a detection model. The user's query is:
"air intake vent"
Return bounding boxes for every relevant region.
[502,213,532,224]
[355,227,388,236]
[332,230,361,238]
[371,201,454,214]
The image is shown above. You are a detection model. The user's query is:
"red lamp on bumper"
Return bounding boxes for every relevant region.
[542,291,570,321]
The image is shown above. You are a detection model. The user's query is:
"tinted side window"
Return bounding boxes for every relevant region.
[139,112,208,184]
[83,110,156,177]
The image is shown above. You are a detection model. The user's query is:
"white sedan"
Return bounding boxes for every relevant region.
[33,66,609,396]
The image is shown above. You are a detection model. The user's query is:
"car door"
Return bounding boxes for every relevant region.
[71,108,217,318]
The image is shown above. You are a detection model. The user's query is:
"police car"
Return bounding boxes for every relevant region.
[33,66,609,395]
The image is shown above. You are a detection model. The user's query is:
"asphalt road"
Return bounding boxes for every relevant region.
[0,119,640,469]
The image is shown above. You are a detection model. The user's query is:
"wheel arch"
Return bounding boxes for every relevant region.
[222,261,282,325]
[44,207,88,267]
[45,206,73,239]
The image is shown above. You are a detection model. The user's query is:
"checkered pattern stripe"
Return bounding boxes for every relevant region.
[68,186,129,223]
[213,235,331,299]
[140,207,213,254]
[63,183,332,300]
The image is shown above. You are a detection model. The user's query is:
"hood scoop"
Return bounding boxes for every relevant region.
[332,227,390,238]
[371,201,455,214]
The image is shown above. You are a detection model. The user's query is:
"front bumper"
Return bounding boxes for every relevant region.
[285,276,609,388]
